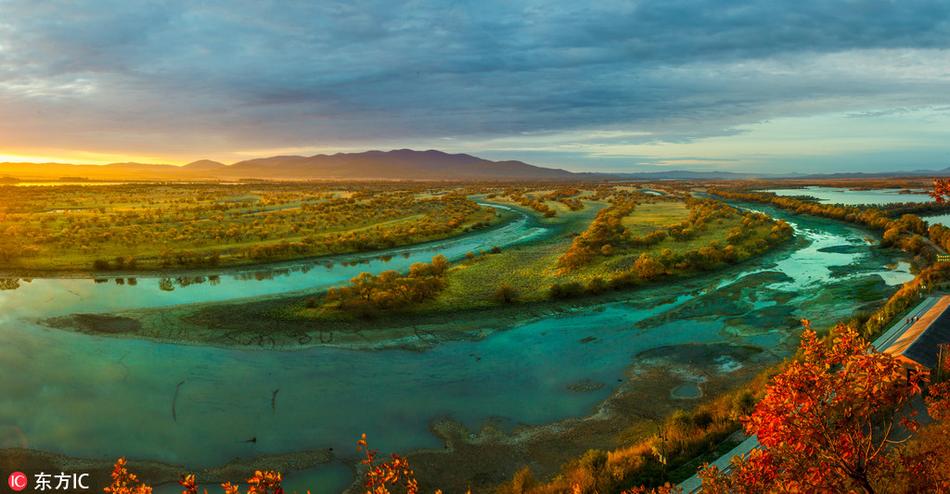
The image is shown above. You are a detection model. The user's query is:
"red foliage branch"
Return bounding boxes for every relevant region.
[932,179,950,203]
[699,320,926,493]
[358,433,421,494]
[104,458,153,494]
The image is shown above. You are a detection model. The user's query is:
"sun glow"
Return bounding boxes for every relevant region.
[0,150,181,165]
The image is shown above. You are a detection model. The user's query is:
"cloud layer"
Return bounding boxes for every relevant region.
[1,0,949,171]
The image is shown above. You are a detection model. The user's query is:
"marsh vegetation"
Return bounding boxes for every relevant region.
[0,182,498,272]
[294,185,792,322]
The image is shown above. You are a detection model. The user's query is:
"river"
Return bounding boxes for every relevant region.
[0,202,913,492]
[761,185,950,228]
[762,186,933,205]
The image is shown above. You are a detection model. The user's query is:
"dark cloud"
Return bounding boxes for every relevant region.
[0,0,949,170]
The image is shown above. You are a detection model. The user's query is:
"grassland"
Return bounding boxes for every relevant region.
[290,190,792,321]
[621,201,689,235]
[426,199,785,309]
[0,182,499,272]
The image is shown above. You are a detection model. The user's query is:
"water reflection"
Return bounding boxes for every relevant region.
[0,278,20,290]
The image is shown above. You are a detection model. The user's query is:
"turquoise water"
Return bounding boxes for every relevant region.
[923,212,950,227]
[763,186,932,205]
[0,203,913,488]
[761,186,950,228]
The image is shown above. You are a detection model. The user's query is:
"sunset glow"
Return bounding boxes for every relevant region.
[1,2,948,173]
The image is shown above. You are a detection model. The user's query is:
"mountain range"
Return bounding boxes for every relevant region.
[1,149,949,182]
[0,149,580,182]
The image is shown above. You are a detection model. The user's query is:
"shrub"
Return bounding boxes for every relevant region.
[586,276,607,294]
[549,281,584,299]
[494,283,519,303]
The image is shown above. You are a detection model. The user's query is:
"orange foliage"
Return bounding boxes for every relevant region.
[358,433,421,494]
[104,458,152,494]
[932,178,950,203]
[699,321,927,493]
[324,255,449,315]
[106,459,284,494]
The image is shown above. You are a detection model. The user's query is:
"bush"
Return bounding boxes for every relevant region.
[500,467,536,494]
[549,281,584,299]
[692,410,714,429]
[731,389,756,419]
[324,255,449,315]
[587,276,607,294]
[494,283,519,303]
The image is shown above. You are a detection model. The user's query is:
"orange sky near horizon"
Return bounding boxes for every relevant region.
[0,150,196,166]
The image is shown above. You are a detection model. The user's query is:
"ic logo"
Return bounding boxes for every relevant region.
[7,472,27,492]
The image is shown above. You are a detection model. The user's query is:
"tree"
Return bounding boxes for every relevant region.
[326,256,449,315]
[700,321,925,493]
[933,178,950,202]
[430,254,449,274]
[634,253,664,281]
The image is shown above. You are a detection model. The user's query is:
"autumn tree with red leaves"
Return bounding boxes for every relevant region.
[699,321,927,493]
[932,179,950,203]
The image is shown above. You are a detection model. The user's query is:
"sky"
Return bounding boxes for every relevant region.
[0,0,949,174]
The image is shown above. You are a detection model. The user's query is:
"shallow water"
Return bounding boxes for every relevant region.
[923,212,950,227]
[0,203,913,485]
[762,186,932,206]
[670,383,702,400]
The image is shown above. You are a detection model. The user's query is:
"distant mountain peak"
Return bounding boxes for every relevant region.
[184,159,227,169]
[223,148,578,180]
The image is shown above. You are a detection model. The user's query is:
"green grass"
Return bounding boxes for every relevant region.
[417,200,775,311]
[289,196,788,321]
[621,201,690,236]
[574,216,758,278]
[291,199,606,319]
